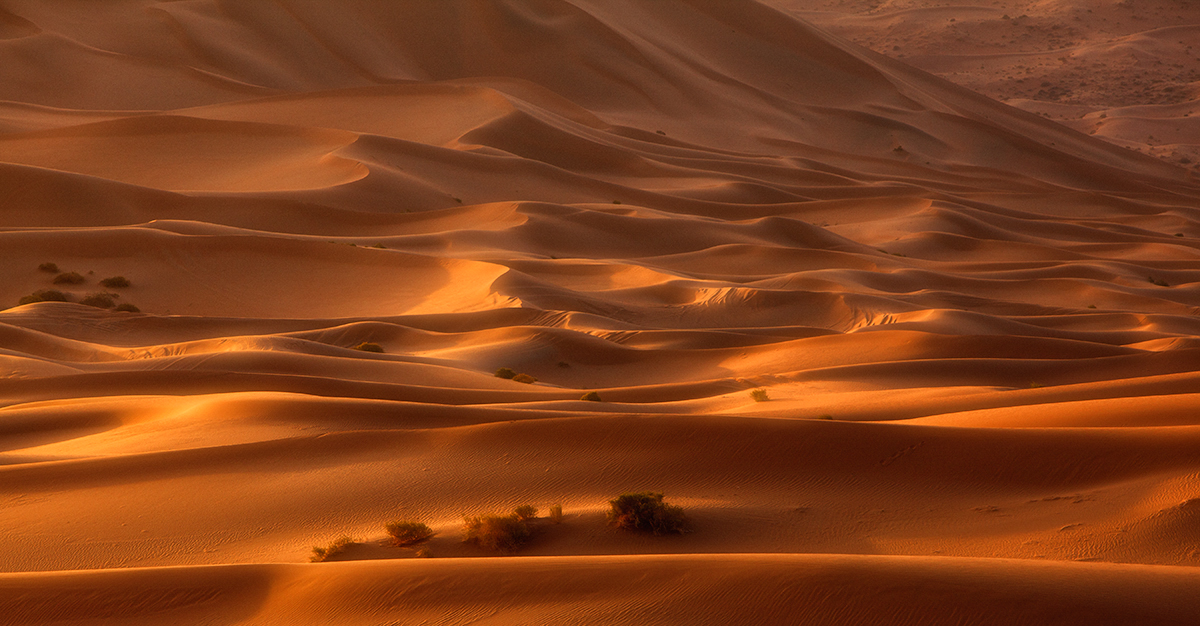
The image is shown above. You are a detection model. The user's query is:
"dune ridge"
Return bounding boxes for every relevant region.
[2,0,1200,623]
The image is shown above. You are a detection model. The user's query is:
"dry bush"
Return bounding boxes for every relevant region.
[462,513,531,553]
[750,388,769,402]
[352,341,384,353]
[37,262,59,273]
[80,293,117,309]
[385,521,434,547]
[115,303,141,313]
[52,272,85,285]
[99,276,130,288]
[494,367,517,379]
[310,536,356,562]
[18,290,70,305]
[549,504,563,524]
[580,391,602,402]
[514,505,538,522]
[512,373,537,384]
[607,492,688,535]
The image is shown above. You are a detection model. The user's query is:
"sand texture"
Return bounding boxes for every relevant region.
[2,0,1200,624]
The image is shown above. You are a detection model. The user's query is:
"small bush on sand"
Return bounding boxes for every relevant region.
[512,373,537,384]
[37,262,59,273]
[495,367,517,379]
[80,293,117,309]
[581,391,602,402]
[52,272,85,285]
[18,290,70,305]
[514,505,538,522]
[352,341,384,353]
[115,303,141,313]
[607,492,688,535]
[415,548,432,558]
[463,513,532,553]
[310,536,356,562]
[549,504,563,524]
[99,276,130,288]
[750,388,769,402]
[385,521,434,547]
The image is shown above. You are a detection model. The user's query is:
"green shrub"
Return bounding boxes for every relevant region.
[52,272,85,285]
[750,388,769,402]
[385,521,434,547]
[512,373,537,384]
[115,303,141,313]
[310,536,356,562]
[80,293,117,309]
[495,367,517,379]
[607,492,688,535]
[99,276,130,288]
[462,513,531,553]
[352,341,384,353]
[37,262,59,273]
[549,504,563,524]
[581,391,602,402]
[18,290,70,305]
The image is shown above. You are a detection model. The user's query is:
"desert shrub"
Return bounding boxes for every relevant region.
[494,367,517,379]
[607,492,688,535]
[1148,276,1170,287]
[385,520,434,547]
[310,536,356,563]
[352,341,384,353]
[549,504,563,524]
[80,293,117,309]
[52,272,85,285]
[581,391,602,402]
[99,276,130,288]
[514,505,538,522]
[750,388,769,402]
[462,513,531,553]
[415,548,432,558]
[512,373,537,384]
[18,290,70,305]
[115,303,141,313]
[37,262,59,273]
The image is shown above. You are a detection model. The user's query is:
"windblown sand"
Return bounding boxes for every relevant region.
[2,1,1200,624]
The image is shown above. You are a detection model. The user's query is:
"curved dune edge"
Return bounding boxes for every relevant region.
[3,554,1200,625]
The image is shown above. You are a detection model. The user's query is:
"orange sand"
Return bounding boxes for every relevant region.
[2,1,1200,623]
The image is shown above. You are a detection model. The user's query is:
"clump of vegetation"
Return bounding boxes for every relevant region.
[514,505,538,522]
[18,290,71,305]
[495,367,517,379]
[607,492,688,535]
[462,513,532,553]
[53,272,85,285]
[549,504,563,524]
[750,388,769,402]
[415,548,432,558]
[80,293,118,309]
[352,341,384,353]
[310,536,356,563]
[385,521,434,547]
[99,276,130,288]
[37,262,59,273]
[512,373,537,384]
[1148,276,1170,287]
[115,303,141,313]
[580,391,602,402]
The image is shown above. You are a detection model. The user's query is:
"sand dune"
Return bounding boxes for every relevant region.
[2,0,1200,623]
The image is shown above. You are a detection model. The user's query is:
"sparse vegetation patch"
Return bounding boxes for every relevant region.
[511,373,537,384]
[607,492,688,535]
[310,536,356,562]
[385,521,434,547]
[352,341,384,353]
[495,367,517,379]
[581,391,602,402]
[750,388,769,402]
[80,293,118,309]
[99,276,130,288]
[18,290,70,305]
[53,272,85,285]
[462,513,532,553]
[37,262,59,273]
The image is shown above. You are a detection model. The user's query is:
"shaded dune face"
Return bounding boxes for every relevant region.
[2,1,1200,624]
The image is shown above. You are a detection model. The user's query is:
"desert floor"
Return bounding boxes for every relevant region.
[2,1,1200,624]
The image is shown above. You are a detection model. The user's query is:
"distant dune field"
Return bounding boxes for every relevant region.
[2,1,1200,624]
